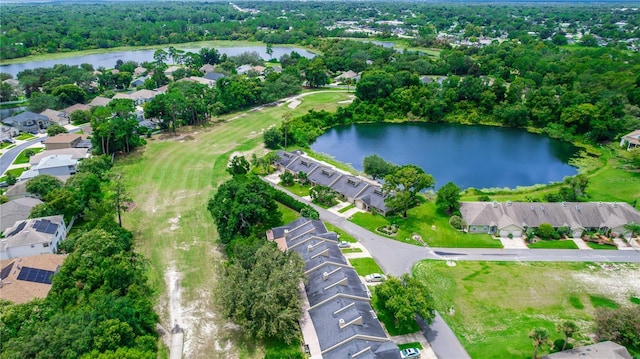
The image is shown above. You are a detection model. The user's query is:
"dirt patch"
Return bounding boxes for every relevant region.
[573,263,640,303]
[169,215,181,231]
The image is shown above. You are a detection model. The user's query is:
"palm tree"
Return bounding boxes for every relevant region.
[557,321,579,351]
[624,222,640,240]
[529,327,550,359]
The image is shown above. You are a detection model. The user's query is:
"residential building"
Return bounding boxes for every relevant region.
[334,70,360,83]
[128,89,158,105]
[1,111,50,133]
[1,215,67,260]
[29,148,90,166]
[460,201,640,238]
[40,109,69,126]
[275,150,389,215]
[0,197,44,232]
[620,129,640,150]
[179,76,215,87]
[43,133,86,150]
[130,76,147,87]
[88,96,112,107]
[61,103,91,116]
[0,125,18,141]
[0,253,67,304]
[199,64,215,73]
[19,154,78,181]
[236,64,253,75]
[541,341,632,359]
[267,218,401,359]
[204,72,226,81]
[164,65,181,77]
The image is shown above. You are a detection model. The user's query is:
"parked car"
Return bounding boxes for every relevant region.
[400,348,421,359]
[364,273,387,282]
[338,241,351,248]
[2,138,15,144]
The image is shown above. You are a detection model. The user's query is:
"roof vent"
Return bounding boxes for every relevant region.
[575,205,580,211]
[339,318,346,328]
[307,244,313,252]
[506,200,512,206]
[562,201,567,207]
[322,272,329,281]
[540,205,544,211]
[598,202,603,207]
[492,200,498,208]
[530,205,535,210]
[613,202,617,208]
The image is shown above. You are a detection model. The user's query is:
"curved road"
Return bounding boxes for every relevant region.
[264,180,640,359]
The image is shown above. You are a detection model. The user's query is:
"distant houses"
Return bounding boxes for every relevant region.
[1,215,67,260]
[274,150,389,215]
[620,129,640,150]
[267,218,401,359]
[1,111,50,134]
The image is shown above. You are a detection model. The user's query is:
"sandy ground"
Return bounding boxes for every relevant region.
[573,263,640,302]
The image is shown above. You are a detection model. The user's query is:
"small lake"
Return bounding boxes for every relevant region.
[0,46,316,77]
[310,123,580,189]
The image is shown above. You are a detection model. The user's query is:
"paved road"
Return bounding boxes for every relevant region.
[264,179,640,359]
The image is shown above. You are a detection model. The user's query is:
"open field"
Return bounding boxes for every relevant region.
[116,91,350,358]
[413,260,640,359]
[351,199,503,248]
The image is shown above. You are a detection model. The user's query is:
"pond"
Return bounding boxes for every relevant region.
[310,123,580,189]
[0,46,316,77]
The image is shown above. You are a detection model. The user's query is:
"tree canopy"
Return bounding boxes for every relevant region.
[363,154,397,180]
[383,165,435,217]
[374,273,436,332]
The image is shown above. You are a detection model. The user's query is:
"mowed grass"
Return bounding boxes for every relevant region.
[115,91,351,358]
[413,261,638,359]
[14,146,44,164]
[349,257,383,276]
[527,240,579,249]
[351,198,502,248]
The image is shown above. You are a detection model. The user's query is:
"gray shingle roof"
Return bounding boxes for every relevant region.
[331,175,370,199]
[308,166,342,187]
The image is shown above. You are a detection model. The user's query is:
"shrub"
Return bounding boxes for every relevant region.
[557,226,569,236]
[477,194,491,202]
[537,223,555,240]
[280,171,294,186]
[271,188,319,219]
[449,215,466,230]
[551,339,573,353]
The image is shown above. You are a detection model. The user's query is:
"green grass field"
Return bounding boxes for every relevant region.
[15,133,35,140]
[116,90,351,358]
[325,223,358,243]
[14,146,44,164]
[413,261,639,359]
[527,240,579,249]
[587,242,618,250]
[348,257,384,276]
[351,199,502,248]
[279,182,310,197]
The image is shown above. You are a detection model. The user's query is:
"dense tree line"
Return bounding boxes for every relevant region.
[2,2,639,60]
[0,157,158,359]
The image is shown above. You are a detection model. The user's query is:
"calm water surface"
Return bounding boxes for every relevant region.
[310,123,579,189]
[0,46,315,77]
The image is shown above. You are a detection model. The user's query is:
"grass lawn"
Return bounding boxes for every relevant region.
[115,90,351,358]
[338,203,355,213]
[16,133,35,140]
[413,260,640,359]
[277,202,300,224]
[527,240,578,249]
[279,182,310,197]
[1,167,27,179]
[340,248,363,254]
[14,146,44,164]
[587,242,618,250]
[348,257,383,276]
[325,223,357,243]
[351,198,502,248]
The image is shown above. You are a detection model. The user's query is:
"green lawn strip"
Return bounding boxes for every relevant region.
[340,248,363,254]
[348,257,383,276]
[303,148,360,174]
[263,337,303,358]
[351,200,502,248]
[528,240,578,249]
[325,223,357,243]
[371,291,421,336]
[338,203,355,213]
[16,133,35,140]
[397,342,424,350]
[14,146,45,164]
[116,91,351,357]
[631,296,640,305]
[277,202,300,224]
[279,182,310,197]
[589,295,620,309]
[2,167,27,178]
[587,242,618,250]
[413,260,635,359]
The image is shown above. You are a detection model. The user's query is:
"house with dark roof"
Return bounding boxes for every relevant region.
[460,201,640,238]
[274,150,389,215]
[1,111,50,133]
[204,72,227,81]
[0,197,44,232]
[541,341,632,359]
[1,215,67,260]
[267,218,401,359]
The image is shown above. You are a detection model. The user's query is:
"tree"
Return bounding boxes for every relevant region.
[217,243,305,344]
[624,222,640,238]
[227,155,250,176]
[51,84,86,107]
[77,154,113,180]
[27,93,59,113]
[529,327,550,359]
[436,182,461,215]
[375,274,435,332]
[300,206,319,220]
[263,127,282,149]
[594,307,640,350]
[26,174,63,198]
[199,47,221,65]
[5,172,18,186]
[309,185,337,206]
[536,223,555,240]
[279,171,294,186]
[628,147,640,170]
[363,154,397,180]
[384,165,435,217]
[266,43,273,59]
[557,321,579,351]
[46,123,68,137]
[109,172,131,227]
[207,175,282,244]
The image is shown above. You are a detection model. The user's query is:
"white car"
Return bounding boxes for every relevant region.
[338,241,351,248]
[400,348,421,359]
[364,273,387,282]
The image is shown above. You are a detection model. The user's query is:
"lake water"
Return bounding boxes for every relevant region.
[0,46,316,77]
[310,123,580,189]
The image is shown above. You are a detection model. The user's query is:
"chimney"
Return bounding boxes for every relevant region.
[562,201,567,207]
[339,318,346,328]
[307,244,313,253]
[598,202,603,207]
[492,200,497,208]
[322,272,329,281]
[507,200,512,206]
[613,202,618,208]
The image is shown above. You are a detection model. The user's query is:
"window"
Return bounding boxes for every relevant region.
[374,188,383,195]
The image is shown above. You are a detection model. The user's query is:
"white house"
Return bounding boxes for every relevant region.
[1,215,67,260]
[620,129,640,150]
[19,154,78,181]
